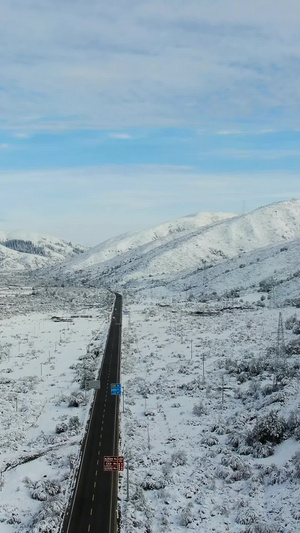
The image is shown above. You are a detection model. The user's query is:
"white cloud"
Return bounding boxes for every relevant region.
[1,0,300,131]
[12,132,31,139]
[108,132,133,140]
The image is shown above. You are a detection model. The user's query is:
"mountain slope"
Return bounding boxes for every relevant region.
[0,231,86,271]
[50,199,300,291]
[56,211,236,272]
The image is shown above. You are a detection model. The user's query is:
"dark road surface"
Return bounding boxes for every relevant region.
[62,293,122,533]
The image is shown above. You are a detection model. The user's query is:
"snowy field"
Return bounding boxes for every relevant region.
[120,293,300,532]
[0,281,112,532]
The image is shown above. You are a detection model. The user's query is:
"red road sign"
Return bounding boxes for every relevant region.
[103,456,124,471]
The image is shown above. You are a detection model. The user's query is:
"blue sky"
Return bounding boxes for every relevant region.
[1,0,300,245]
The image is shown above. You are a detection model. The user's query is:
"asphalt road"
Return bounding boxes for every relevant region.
[62,293,122,533]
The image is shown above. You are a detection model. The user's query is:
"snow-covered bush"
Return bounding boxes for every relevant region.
[179,504,194,526]
[244,523,281,533]
[55,421,68,434]
[210,422,228,435]
[141,474,166,490]
[292,321,300,334]
[225,356,273,382]
[220,454,251,481]
[226,432,244,450]
[131,486,147,511]
[252,442,274,458]
[247,411,286,445]
[68,391,85,407]
[68,415,80,434]
[266,465,289,485]
[286,338,300,355]
[27,478,62,501]
[171,450,187,466]
[292,450,300,478]
[30,497,64,532]
[258,277,276,292]
[192,401,207,416]
[201,434,219,446]
[286,408,300,434]
[55,416,80,435]
[285,314,297,330]
[236,506,259,525]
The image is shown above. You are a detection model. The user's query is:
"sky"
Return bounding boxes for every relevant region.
[1,0,300,246]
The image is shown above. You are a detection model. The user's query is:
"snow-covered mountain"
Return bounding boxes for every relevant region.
[50,200,300,296]
[0,230,86,271]
[54,211,236,272]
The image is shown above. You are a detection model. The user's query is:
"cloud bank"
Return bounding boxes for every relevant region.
[1,0,300,132]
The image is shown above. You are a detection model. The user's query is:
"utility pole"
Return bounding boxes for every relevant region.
[190,340,193,360]
[221,376,225,406]
[274,311,286,384]
[202,353,205,382]
[126,458,130,500]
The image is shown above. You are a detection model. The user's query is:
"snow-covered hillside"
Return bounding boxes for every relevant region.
[53,211,236,273]
[50,200,300,294]
[0,231,86,271]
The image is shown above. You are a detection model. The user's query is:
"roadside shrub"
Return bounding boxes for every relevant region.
[55,422,68,434]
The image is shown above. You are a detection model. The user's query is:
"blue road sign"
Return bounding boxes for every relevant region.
[111,383,122,395]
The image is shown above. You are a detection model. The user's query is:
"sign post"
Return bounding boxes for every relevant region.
[103,456,124,471]
[111,383,122,395]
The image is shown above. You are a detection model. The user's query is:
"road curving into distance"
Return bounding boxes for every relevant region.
[61,293,122,533]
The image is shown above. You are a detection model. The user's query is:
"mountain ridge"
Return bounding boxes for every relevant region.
[0,230,86,271]
[49,199,300,292]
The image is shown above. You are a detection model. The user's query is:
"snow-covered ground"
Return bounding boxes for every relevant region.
[119,293,300,532]
[3,199,300,532]
[0,282,113,532]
